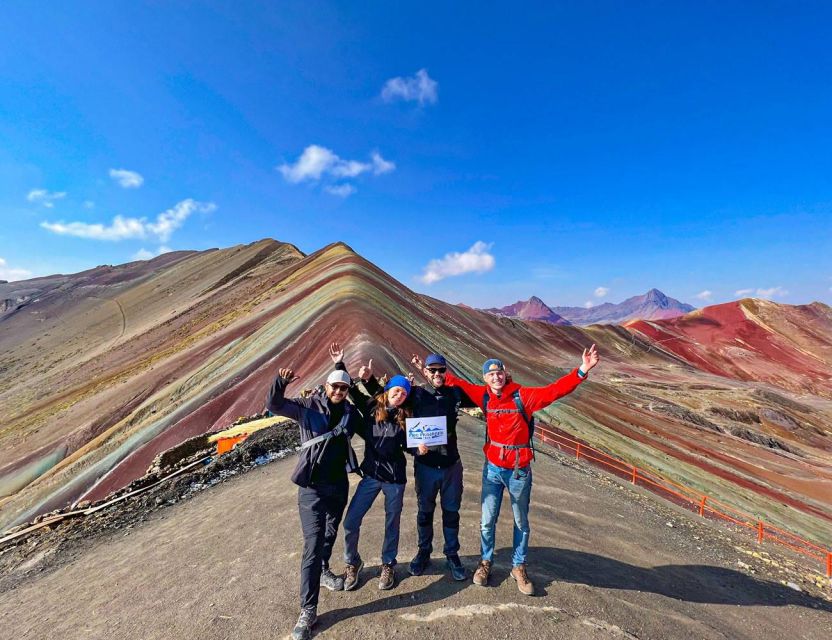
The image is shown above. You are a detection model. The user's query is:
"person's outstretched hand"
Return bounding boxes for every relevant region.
[358,359,373,382]
[278,367,299,382]
[329,342,344,363]
[581,344,600,373]
[410,353,423,370]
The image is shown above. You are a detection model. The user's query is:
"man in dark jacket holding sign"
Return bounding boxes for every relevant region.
[408,353,477,581]
[266,364,362,640]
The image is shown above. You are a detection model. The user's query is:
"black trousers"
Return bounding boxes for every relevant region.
[297,480,349,609]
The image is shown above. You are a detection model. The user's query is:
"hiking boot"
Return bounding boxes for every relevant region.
[378,563,396,590]
[344,561,363,591]
[409,550,432,576]
[320,567,344,591]
[472,559,492,586]
[291,605,317,640]
[446,554,467,581]
[510,563,535,596]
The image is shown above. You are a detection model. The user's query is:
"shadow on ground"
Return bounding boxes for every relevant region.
[527,546,831,610]
[316,546,830,635]
[316,557,475,632]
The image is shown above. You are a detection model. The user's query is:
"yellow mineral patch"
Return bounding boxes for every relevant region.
[208,416,292,443]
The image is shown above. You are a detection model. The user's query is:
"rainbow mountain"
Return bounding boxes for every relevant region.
[1,239,830,548]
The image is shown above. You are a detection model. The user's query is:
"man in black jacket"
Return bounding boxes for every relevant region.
[266,365,362,640]
[408,353,476,580]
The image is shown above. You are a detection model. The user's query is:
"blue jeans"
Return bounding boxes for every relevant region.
[343,475,406,566]
[414,459,463,556]
[480,461,532,566]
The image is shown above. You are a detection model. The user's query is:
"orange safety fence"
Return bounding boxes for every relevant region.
[532,423,832,579]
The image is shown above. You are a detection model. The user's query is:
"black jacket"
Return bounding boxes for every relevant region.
[266,374,361,487]
[409,383,476,469]
[346,373,409,485]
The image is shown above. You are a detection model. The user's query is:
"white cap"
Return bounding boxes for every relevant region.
[326,370,351,386]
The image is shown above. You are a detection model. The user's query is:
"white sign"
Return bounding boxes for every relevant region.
[406,416,448,448]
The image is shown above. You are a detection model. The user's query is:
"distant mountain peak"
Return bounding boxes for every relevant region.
[550,288,694,325]
[483,296,571,325]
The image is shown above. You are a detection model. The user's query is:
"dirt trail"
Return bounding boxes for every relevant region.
[0,416,829,639]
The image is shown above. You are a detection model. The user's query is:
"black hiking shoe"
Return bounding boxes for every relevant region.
[409,550,432,576]
[446,554,467,581]
[320,567,344,591]
[291,606,317,640]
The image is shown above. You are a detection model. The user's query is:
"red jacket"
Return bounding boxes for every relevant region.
[444,369,586,470]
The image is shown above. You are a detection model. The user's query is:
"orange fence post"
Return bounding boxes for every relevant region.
[631,466,638,485]
[699,496,707,517]
[576,443,582,459]
[757,521,764,544]
[827,552,831,579]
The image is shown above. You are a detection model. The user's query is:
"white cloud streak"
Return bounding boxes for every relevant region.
[594,286,610,298]
[41,199,215,242]
[695,290,713,301]
[27,189,67,208]
[0,257,33,281]
[756,286,788,299]
[133,246,172,261]
[418,241,495,285]
[277,145,395,187]
[324,184,357,198]
[109,168,144,188]
[734,286,788,299]
[381,69,438,105]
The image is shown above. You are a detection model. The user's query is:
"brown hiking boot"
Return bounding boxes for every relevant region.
[510,563,535,596]
[378,563,396,590]
[344,561,363,591]
[472,559,492,586]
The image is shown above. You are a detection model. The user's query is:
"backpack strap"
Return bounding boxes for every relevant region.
[301,405,361,475]
[482,389,536,478]
[300,409,351,449]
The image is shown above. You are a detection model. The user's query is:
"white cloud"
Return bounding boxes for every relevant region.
[695,290,713,301]
[0,257,32,281]
[584,300,595,309]
[83,200,95,209]
[41,199,215,242]
[133,245,172,261]
[418,241,495,285]
[27,189,67,208]
[109,168,144,188]
[594,286,610,298]
[381,69,438,105]
[133,248,155,261]
[277,145,395,187]
[324,184,357,198]
[756,286,788,299]
[735,288,754,296]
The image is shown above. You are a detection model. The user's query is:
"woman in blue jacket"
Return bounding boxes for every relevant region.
[333,351,416,592]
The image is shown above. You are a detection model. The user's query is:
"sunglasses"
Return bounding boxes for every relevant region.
[427,367,447,374]
[330,383,350,392]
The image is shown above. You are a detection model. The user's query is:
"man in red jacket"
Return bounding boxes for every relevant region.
[443,344,599,595]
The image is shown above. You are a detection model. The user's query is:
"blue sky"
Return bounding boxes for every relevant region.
[1,1,830,308]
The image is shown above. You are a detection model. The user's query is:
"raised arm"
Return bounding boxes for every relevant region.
[521,344,600,412]
[266,367,309,420]
[443,370,487,410]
